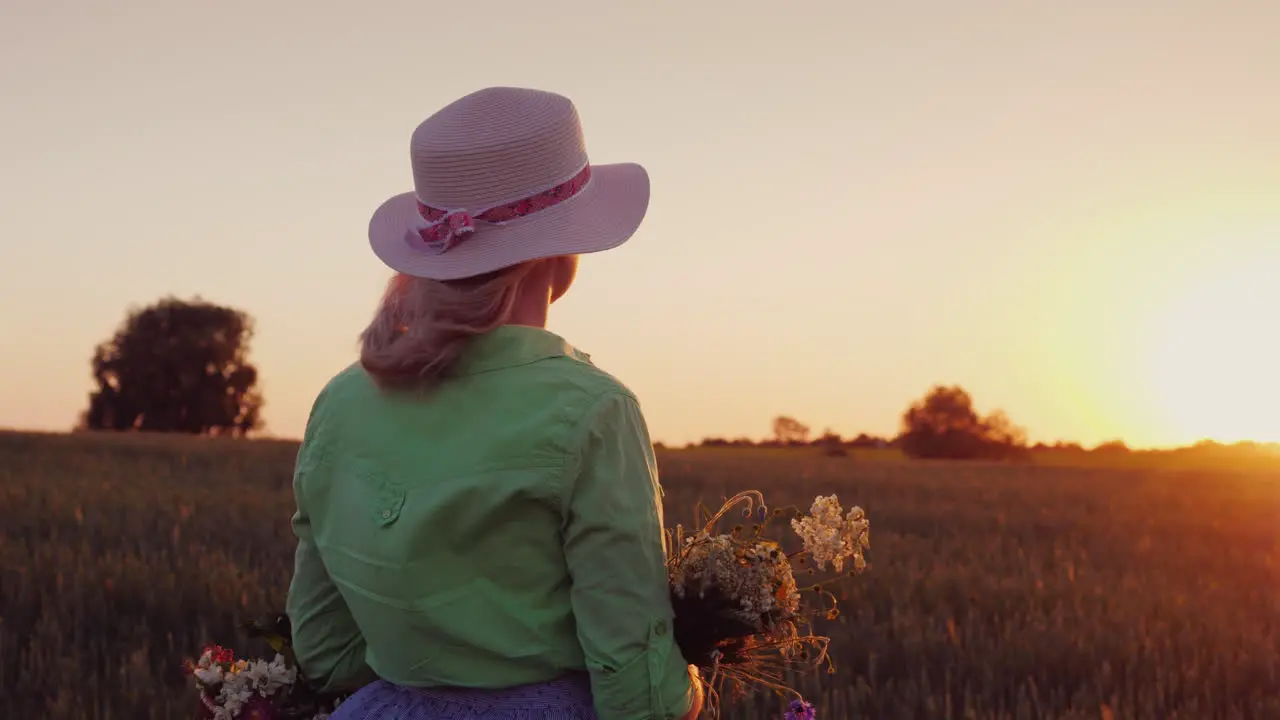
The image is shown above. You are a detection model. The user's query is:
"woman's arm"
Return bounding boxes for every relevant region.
[560,391,699,720]
[284,405,375,694]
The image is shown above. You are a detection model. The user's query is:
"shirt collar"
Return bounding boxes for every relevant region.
[453,325,592,377]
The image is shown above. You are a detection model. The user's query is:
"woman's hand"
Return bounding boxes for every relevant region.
[680,665,705,720]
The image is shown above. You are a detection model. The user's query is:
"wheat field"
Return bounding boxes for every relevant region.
[1,430,1277,719]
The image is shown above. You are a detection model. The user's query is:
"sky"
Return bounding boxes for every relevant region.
[2,0,1278,449]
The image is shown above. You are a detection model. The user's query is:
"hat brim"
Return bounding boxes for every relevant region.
[368,162,649,280]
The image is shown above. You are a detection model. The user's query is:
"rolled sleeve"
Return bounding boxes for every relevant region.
[285,414,374,694]
[561,391,695,720]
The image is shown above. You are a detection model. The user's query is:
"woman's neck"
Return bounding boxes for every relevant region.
[505,284,551,328]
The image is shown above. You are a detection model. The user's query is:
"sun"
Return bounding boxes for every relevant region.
[1148,254,1280,445]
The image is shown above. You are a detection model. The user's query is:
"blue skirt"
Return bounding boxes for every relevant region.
[330,673,597,720]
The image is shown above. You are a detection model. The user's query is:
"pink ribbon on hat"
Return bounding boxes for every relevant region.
[411,210,476,253]
[410,165,593,254]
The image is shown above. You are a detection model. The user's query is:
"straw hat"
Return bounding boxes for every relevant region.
[368,87,650,280]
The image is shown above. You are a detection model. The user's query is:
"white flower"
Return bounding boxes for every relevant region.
[242,661,271,693]
[791,495,870,573]
[236,654,297,697]
[216,675,256,718]
[267,653,297,691]
[193,666,223,686]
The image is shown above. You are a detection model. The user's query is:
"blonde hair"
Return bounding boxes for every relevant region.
[359,262,539,389]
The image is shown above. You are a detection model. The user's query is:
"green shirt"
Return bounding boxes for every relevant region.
[286,325,694,720]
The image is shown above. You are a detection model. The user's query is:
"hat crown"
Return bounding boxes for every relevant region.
[409,87,589,211]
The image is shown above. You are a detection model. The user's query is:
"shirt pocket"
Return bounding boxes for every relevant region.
[372,480,405,526]
[340,463,404,527]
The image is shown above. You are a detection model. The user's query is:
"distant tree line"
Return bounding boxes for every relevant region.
[695,386,1147,462]
[76,296,1279,465]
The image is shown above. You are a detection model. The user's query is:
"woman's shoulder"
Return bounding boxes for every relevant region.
[531,348,649,423]
[308,362,372,410]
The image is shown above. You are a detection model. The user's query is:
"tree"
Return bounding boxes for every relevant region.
[814,428,843,445]
[1092,439,1130,455]
[815,428,848,457]
[83,297,264,436]
[848,433,889,449]
[772,416,811,445]
[982,410,1028,448]
[898,385,1028,461]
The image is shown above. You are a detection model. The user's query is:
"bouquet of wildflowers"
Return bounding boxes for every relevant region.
[182,624,348,720]
[667,492,870,716]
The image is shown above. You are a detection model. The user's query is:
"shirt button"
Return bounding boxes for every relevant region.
[381,509,392,519]
[654,620,667,635]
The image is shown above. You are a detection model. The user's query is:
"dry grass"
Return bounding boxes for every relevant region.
[1,430,1276,719]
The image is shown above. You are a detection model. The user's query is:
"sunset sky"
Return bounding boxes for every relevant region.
[2,0,1277,449]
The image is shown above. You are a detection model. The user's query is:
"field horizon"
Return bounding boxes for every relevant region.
[2,429,1277,719]
[7,426,1279,474]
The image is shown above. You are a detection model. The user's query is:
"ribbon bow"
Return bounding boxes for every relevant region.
[410,208,476,254]
[406,164,594,255]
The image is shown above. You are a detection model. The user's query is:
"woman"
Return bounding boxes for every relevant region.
[285,87,703,720]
